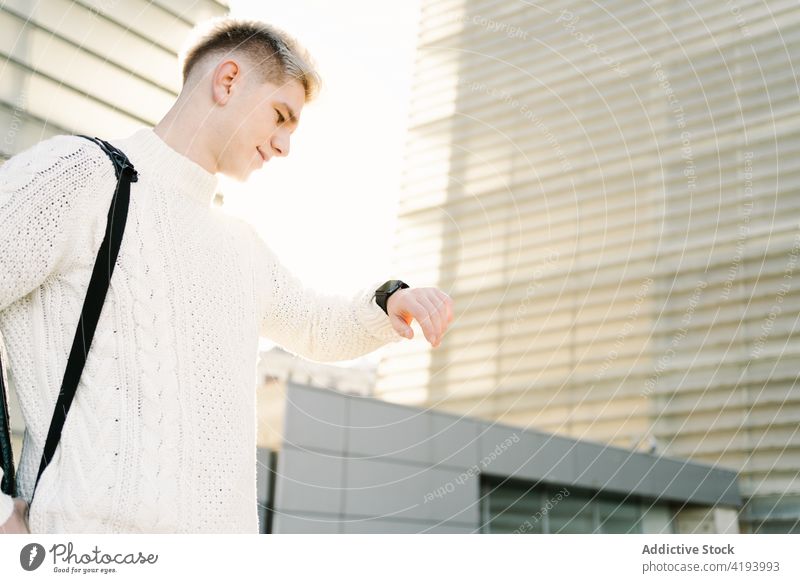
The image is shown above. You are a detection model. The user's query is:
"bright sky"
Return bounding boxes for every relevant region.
[222,0,422,363]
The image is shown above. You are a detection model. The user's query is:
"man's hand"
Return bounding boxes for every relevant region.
[386,287,454,348]
[0,497,31,534]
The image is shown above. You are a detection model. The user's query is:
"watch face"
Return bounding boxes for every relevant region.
[379,280,402,294]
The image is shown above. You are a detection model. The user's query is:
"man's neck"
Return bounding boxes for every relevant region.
[153,108,218,174]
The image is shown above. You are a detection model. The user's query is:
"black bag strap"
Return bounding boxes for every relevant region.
[0,344,14,497]
[0,136,138,503]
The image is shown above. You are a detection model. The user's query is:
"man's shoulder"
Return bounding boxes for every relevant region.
[221,213,261,248]
[218,215,281,264]
[1,134,111,179]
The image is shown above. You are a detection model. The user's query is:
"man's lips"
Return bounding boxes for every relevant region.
[257,147,270,163]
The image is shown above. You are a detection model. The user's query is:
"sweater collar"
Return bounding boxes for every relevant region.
[116,127,219,207]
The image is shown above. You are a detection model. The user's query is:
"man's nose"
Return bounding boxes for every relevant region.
[270,136,290,157]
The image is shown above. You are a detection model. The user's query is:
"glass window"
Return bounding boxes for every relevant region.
[597,497,642,533]
[547,492,595,533]
[481,475,669,534]
[481,478,545,533]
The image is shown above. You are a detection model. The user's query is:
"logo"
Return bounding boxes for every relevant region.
[20,543,46,571]
[17,541,159,574]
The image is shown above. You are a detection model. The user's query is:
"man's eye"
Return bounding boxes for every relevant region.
[275,110,285,124]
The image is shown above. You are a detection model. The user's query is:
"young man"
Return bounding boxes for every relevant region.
[0,17,453,534]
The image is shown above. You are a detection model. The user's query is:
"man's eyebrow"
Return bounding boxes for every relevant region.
[276,101,299,126]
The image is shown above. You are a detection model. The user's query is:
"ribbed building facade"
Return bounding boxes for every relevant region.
[0,0,228,161]
[376,0,800,533]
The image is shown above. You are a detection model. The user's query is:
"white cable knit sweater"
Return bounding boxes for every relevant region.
[0,128,403,533]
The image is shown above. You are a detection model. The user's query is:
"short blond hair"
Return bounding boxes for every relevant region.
[180,17,321,101]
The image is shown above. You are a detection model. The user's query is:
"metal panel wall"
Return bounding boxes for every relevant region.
[272,383,740,533]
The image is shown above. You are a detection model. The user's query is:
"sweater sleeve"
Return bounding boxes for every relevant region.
[248,226,404,363]
[0,135,115,312]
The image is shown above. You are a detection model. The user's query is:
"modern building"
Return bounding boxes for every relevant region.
[260,382,740,533]
[374,0,800,533]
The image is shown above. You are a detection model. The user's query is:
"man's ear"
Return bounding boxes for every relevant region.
[212,59,241,105]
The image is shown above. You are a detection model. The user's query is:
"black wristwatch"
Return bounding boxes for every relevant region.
[374,280,410,315]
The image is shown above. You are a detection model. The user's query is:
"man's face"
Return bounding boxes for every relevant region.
[217,74,305,181]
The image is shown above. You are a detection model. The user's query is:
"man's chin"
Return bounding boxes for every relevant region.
[222,168,255,183]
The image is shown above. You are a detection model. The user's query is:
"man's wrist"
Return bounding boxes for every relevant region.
[374,280,409,315]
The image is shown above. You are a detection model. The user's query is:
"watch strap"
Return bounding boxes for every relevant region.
[375,280,409,315]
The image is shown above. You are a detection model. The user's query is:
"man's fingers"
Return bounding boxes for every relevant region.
[424,289,452,339]
[392,312,413,338]
[416,295,444,345]
[407,300,437,345]
[424,291,451,342]
[392,288,453,346]
[432,290,453,326]
[440,291,454,324]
